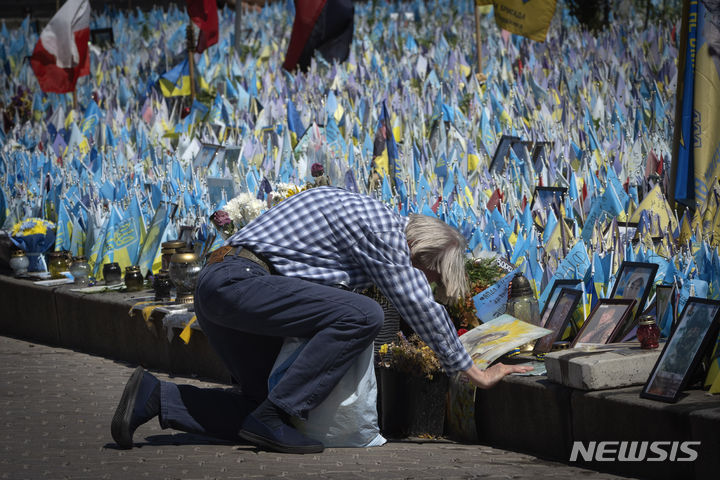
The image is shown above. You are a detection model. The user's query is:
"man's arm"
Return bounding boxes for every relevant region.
[462,363,533,389]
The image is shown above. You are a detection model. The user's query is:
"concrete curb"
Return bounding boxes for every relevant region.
[1,274,718,479]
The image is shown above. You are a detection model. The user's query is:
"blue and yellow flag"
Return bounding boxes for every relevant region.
[159,59,192,97]
[673,1,720,210]
[54,199,73,252]
[479,0,557,43]
[137,203,169,276]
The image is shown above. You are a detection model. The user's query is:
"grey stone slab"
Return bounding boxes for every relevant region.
[545,346,662,391]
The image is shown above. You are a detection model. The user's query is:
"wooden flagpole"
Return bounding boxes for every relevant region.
[186,23,197,103]
[474,1,483,77]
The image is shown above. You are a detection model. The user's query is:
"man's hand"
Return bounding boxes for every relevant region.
[461,363,533,389]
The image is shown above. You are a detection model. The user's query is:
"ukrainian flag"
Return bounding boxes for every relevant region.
[159,60,192,97]
[137,203,169,276]
[54,199,73,252]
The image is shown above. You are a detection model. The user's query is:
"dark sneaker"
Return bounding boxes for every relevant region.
[111,366,160,449]
[238,413,324,454]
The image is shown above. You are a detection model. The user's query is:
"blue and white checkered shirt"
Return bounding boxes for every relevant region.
[227,187,473,373]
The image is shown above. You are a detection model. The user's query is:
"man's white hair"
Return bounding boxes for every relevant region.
[405,214,468,303]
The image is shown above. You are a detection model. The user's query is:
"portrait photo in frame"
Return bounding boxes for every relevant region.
[193,143,223,170]
[534,288,583,354]
[603,221,639,246]
[571,299,636,347]
[641,298,720,403]
[539,279,583,330]
[610,261,658,334]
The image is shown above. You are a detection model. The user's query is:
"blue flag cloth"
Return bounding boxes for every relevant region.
[473,269,519,323]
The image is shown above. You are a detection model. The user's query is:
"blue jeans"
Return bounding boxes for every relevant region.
[158,253,383,439]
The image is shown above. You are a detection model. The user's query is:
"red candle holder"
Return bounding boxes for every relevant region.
[637,316,660,349]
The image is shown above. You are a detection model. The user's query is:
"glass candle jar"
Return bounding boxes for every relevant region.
[61,251,74,271]
[153,273,173,302]
[506,274,540,352]
[124,265,144,292]
[69,256,90,286]
[637,316,660,349]
[9,250,30,276]
[168,251,201,304]
[103,262,122,285]
[47,251,68,279]
[161,240,187,271]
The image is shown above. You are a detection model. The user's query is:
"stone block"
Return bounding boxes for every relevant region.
[0,276,60,345]
[167,326,231,383]
[474,375,573,459]
[688,401,720,479]
[545,346,662,390]
[570,386,719,479]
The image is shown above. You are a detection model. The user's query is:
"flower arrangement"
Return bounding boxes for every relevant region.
[224,192,265,225]
[10,218,56,272]
[209,176,321,240]
[446,257,505,331]
[269,182,306,206]
[377,333,443,380]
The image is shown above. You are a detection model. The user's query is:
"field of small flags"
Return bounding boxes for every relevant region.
[1,0,718,332]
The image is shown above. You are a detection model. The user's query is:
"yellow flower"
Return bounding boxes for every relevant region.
[379,344,389,356]
[11,218,53,237]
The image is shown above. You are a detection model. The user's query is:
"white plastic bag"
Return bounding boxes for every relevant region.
[268,337,386,448]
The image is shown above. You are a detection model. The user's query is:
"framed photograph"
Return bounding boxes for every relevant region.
[489,135,522,173]
[224,146,242,173]
[206,177,235,209]
[571,299,636,347]
[530,141,553,172]
[534,288,583,354]
[641,298,720,403]
[90,28,114,47]
[539,279,583,329]
[610,261,658,334]
[193,143,223,169]
[603,221,639,245]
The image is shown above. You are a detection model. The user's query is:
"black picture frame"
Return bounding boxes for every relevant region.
[641,298,720,403]
[530,141,553,172]
[539,279,583,330]
[534,288,583,354]
[609,261,659,336]
[489,135,521,173]
[90,28,114,48]
[193,143,223,169]
[571,299,636,347]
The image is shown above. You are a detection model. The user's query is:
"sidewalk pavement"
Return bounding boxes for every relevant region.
[0,335,634,480]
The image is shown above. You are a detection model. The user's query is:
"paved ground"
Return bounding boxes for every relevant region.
[0,335,635,480]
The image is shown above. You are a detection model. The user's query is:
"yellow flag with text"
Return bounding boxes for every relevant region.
[629,185,679,232]
[690,5,720,211]
[477,0,557,42]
